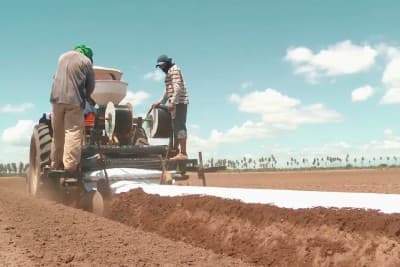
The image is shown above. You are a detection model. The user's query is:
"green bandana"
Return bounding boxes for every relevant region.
[74,44,93,62]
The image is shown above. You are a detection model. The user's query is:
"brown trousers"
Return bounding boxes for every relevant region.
[50,103,84,172]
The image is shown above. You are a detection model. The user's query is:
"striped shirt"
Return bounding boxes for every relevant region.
[159,64,189,105]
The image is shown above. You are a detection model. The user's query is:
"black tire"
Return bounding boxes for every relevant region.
[27,124,52,196]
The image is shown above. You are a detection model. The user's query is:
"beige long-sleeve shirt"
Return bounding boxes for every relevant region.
[159,64,189,105]
[50,50,95,109]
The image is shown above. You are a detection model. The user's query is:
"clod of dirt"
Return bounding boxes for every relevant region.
[64,254,75,264]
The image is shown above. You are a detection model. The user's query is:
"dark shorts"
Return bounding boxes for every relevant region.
[173,103,187,139]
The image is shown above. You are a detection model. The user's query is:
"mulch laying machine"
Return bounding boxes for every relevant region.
[27,66,204,214]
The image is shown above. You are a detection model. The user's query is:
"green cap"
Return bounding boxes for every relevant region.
[74,44,93,62]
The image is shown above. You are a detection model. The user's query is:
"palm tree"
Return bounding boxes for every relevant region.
[6,163,11,174]
[270,154,276,168]
[24,163,30,173]
[302,158,306,168]
[11,163,17,174]
[18,162,24,175]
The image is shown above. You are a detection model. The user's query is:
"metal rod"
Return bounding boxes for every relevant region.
[198,151,206,186]
[96,139,111,198]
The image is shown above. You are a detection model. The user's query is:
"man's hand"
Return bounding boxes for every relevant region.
[152,102,160,109]
[168,103,175,112]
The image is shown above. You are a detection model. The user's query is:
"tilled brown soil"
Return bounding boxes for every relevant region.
[179,168,400,193]
[109,188,400,266]
[2,168,400,266]
[0,178,247,266]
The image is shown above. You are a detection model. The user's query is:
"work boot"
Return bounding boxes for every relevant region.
[169,153,188,161]
[51,161,64,170]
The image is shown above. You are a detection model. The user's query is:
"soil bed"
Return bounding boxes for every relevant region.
[109,187,400,266]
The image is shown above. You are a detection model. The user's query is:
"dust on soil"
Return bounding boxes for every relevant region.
[0,177,247,266]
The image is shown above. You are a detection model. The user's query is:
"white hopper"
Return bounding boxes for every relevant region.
[91,66,128,105]
[93,66,123,81]
[91,80,128,105]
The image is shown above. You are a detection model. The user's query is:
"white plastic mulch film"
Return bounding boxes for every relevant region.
[110,181,400,214]
[83,168,163,184]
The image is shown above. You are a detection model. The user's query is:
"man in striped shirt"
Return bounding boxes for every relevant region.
[152,55,189,160]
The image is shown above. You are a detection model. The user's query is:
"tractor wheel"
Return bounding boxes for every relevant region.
[79,190,104,216]
[27,124,52,196]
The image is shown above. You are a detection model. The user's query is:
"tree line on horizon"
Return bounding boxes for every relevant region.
[0,162,29,176]
[1,154,399,176]
[205,154,400,170]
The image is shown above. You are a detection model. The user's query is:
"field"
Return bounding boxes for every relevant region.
[1,168,400,266]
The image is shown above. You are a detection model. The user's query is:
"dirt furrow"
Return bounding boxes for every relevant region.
[109,188,400,266]
[0,179,248,266]
[3,168,400,266]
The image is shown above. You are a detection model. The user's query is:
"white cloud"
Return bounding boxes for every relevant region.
[191,135,399,167]
[231,89,300,114]
[311,41,377,75]
[209,120,273,144]
[293,65,319,83]
[243,129,400,167]
[285,47,313,63]
[187,89,342,158]
[382,57,400,88]
[375,43,400,60]
[376,45,400,105]
[351,85,374,102]
[360,130,400,154]
[380,88,400,104]
[240,82,253,89]
[187,135,214,158]
[0,103,34,113]
[144,70,164,82]
[1,120,35,146]
[0,144,31,163]
[258,142,353,167]
[286,41,378,83]
[120,91,150,108]
[231,89,342,129]
[384,129,394,139]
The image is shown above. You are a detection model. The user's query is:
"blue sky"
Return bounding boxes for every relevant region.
[1,0,400,164]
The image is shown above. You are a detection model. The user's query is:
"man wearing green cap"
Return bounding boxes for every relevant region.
[49,45,95,174]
